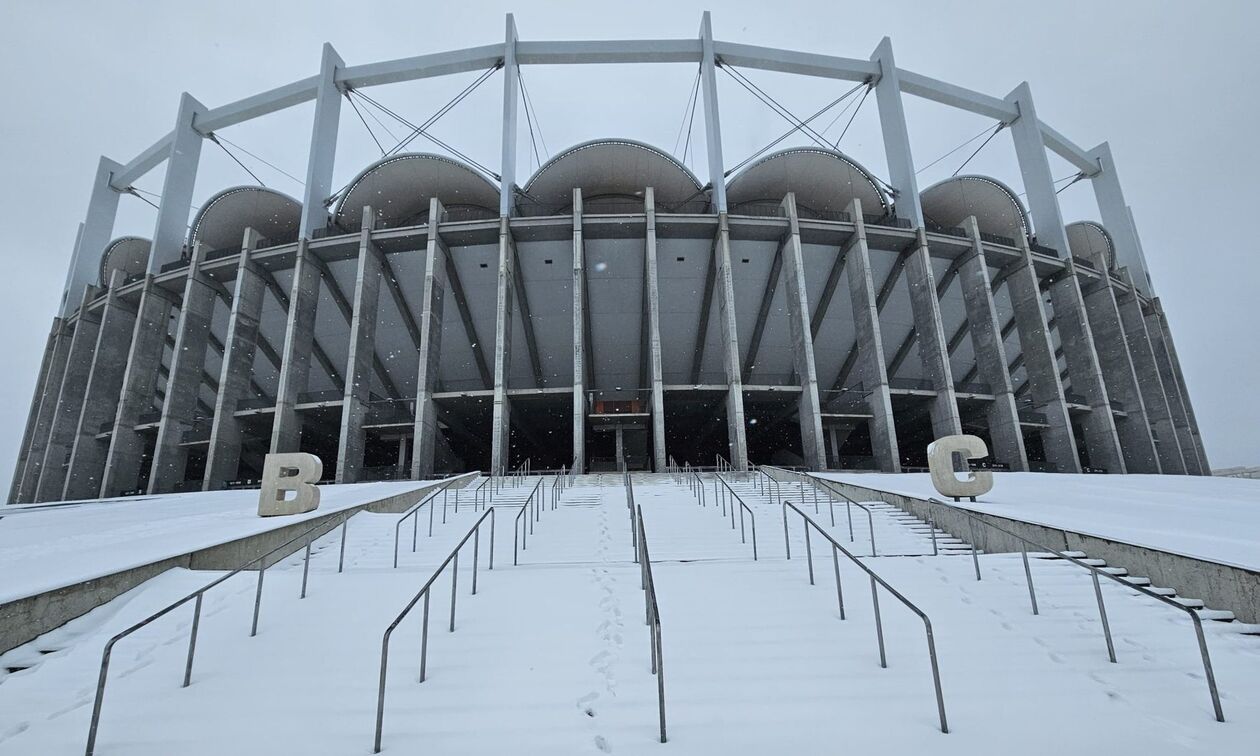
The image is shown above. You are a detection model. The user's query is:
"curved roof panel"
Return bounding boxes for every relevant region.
[521,139,705,212]
[99,236,151,286]
[726,147,888,217]
[334,153,499,230]
[920,175,1029,241]
[189,186,301,252]
[1066,221,1115,270]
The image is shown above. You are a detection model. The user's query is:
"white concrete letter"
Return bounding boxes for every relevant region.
[928,435,993,501]
[259,453,323,516]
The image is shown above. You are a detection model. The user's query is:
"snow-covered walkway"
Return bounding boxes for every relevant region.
[1,473,1258,755]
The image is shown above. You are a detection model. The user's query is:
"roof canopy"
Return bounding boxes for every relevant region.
[189,186,301,252]
[335,153,500,230]
[520,139,705,213]
[1066,221,1115,270]
[726,147,888,217]
[920,175,1029,241]
[99,236,151,286]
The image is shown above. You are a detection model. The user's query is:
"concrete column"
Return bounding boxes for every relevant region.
[643,188,668,472]
[498,15,519,217]
[1114,275,1186,474]
[958,218,1028,470]
[397,436,408,473]
[411,199,449,480]
[1156,308,1210,474]
[61,157,123,318]
[148,243,219,493]
[1087,142,1152,295]
[1006,237,1080,472]
[336,208,382,484]
[64,272,138,499]
[101,279,176,497]
[714,213,749,469]
[1079,274,1160,473]
[1005,82,1071,257]
[1047,260,1126,473]
[1145,300,1207,475]
[299,43,344,239]
[490,217,516,474]
[905,228,963,439]
[203,230,267,489]
[270,239,321,454]
[13,320,72,503]
[779,194,826,470]
[844,199,899,472]
[35,288,104,501]
[147,93,207,273]
[9,325,59,502]
[870,38,922,226]
[698,12,728,212]
[571,190,587,474]
[615,425,625,470]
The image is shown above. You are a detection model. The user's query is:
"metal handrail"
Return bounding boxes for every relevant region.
[84,508,355,755]
[713,474,758,560]
[782,501,948,733]
[632,496,667,742]
[512,478,544,565]
[687,470,707,508]
[392,476,463,569]
[472,476,490,510]
[373,507,497,753]
[761,466,877,556]
[925,497,1224,722]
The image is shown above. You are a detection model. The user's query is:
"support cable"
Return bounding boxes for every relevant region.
[517,68,543,172]
[951,123,1006,177]
[916,122,1003,177]
[211,134,306,187]
[672,68,702,157]
[724,79,866,177]
[518,65,549,162]
[832,84,871,148]
[345,90,387,156]
[1055,172,1087,195]
[681,72,701,171]
[208,133,266,187]
[718,62,833,150]
[351,89,499,179]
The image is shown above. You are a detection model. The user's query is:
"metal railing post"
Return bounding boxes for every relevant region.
[182,594,202,688]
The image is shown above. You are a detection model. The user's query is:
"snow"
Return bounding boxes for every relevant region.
[0,480,446,604]
[1,473,1258,754]
[816,472,1260,572]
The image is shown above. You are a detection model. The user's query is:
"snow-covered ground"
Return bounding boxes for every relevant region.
[0,480,442,603]
[1,473,1257,754]
[816,472,1260,571]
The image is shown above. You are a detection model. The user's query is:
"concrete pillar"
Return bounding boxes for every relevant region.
[61,157,123,318]
[1005,82,1071,258]
[64,272,138,499]
[1079,273,1160,473]
[270,239,321,454]
[9,325,59,502]
[35,288,104,501]
[336,208,382,483]
[101,279,176,497]
[779,194,826,470]
[490,217,516,474]
[147,93,207,273]
[203,230,267,489]
[714,213,749,469]
[905,228,963,439]
[1114,275,1186,474]
[299,43,344,239]
[1145,300,1207,475]
[1047,260,1126,473]
[1087,142,1152,295]
[615,425,626,470]
[498,15,519,217]
[844,199,900,472]
[411,199,449,480]
[14,320,72,503]
[1006,236,1081,473]
[148,243,219,493]
[1156,308,1210,474]
[397,436,408,473]
[571,190,587,474]
[958,218,1028,471]
[698,12,728,212]
[870,38,922,226]
[643,188,668,472]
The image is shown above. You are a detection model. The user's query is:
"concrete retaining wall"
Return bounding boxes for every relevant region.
[0,474,477,654]
[819,477,1260,624]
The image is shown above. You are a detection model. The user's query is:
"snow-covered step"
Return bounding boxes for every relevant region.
[1172,597,1205,609]
[1099,566,1129,576]
[1121,576,1153,587]
[1147,587,1178,597]
[1196,609,1235,622]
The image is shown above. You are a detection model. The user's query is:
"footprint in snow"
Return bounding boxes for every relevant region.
[594,735,612,752]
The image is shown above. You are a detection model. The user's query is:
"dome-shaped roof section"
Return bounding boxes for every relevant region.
[334,153,500,231]
[99,236,151,286]
[726,147,887,218]
[520,139,705,214]
[189,186,301,252]
[920,175,1029,241]
[1066,221,1115,270]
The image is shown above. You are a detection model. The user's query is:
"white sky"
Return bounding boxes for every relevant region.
[1,0,1256,491]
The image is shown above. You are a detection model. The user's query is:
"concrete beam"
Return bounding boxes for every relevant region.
[572,190,586,474]
[904,228,963,439]
[714,213,749,469]
[299,44,345,239]
[35,289,104,501]
[870,38,920,226]
[1146,300,1208,475]
[337,208,383,484]
[499,15,519,217]
[699,12,728,212]
[307,254,400,400]
[147,93,207,273]
[270,240,321,454]
[490,217,516,474]
[14,320,72,503]
[1114,275,1185,474]
[689,231,719,384]
[644,188,668,472]
[740,233,785,381]
[411,199,450,480]
[60,158,123,318]
[9,324,60,502]
[779,194,826,470]
[1087,143,1151,295]
[831,243,909,391]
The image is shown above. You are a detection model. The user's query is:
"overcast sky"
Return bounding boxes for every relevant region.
[1,0,1256,492]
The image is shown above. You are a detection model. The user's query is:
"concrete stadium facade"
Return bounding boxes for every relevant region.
[8,14,1211,502]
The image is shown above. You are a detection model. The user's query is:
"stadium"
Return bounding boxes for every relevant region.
[8,14,1210,503]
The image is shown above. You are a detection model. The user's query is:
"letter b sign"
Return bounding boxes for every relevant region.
[259,453,323,516]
